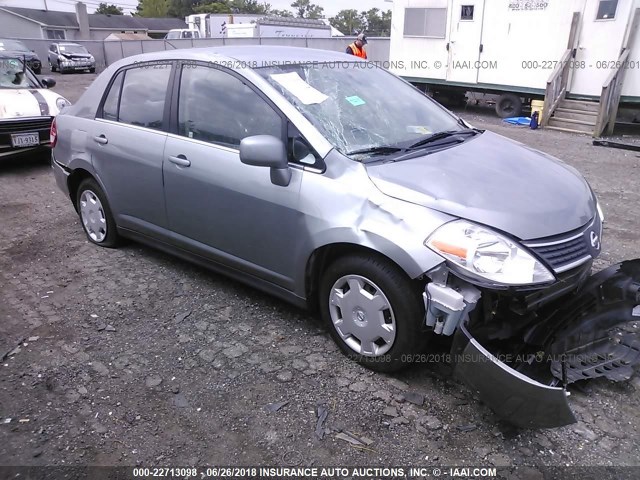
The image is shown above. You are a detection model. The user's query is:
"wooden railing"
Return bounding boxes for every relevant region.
[540,49,572,127]
[594,8,639,137]
[594,50,631,137]
[540,12,581,127]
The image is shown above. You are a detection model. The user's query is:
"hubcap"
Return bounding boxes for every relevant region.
[329,275,396,356]
[79,190,107,242]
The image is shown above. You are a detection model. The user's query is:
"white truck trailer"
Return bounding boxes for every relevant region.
[186,14,332,39]
[389,0,640,135]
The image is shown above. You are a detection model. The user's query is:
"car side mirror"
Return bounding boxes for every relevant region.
[240,135,291,187]
[41,77,56,88]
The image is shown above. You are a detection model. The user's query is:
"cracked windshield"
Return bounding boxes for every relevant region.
[258,63,461,160]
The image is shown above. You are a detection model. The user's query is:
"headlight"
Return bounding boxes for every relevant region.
[425,220,555,285]
[597,201,605,223]
[56,97,71,110]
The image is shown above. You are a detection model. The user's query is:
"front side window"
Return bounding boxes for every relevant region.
[258,63,460,161]
[117,64,171,130]
[178,64,282,148]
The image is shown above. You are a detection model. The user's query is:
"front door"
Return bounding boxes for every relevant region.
[162,62,303,289]
[446,0,485,84]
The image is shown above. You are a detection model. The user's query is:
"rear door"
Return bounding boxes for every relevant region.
[162,62,303,288]
[88,62,173,231]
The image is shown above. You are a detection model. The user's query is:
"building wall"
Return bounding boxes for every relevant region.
[0,10,44,38]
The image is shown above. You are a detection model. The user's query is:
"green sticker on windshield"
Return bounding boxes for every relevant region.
[345,95,365,106]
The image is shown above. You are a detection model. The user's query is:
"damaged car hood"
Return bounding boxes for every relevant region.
[365,131,596,240]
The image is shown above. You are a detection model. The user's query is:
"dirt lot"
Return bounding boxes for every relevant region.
[1,72,640,476]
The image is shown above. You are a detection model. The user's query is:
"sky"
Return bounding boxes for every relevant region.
[0,0,393,18]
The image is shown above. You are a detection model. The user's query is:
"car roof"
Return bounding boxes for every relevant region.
[119,45,363,66]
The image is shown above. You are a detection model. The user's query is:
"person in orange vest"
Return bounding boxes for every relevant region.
[346,33,367,59]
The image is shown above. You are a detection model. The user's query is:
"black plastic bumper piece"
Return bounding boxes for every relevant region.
[451,322,576,429]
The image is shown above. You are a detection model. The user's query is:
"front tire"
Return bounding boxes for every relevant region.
[76,178,120,248]
[319,254,427,372]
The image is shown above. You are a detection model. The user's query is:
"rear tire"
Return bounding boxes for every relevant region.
[495,93,523,118]
[76,178,120,248]
[319,254,427,372]
[49,61,56,73]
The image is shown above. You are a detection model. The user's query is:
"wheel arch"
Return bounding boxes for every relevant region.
[304,240,437,313]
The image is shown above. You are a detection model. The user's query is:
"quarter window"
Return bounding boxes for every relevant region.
[177,64,282,148]
[102,71,124,121]
[117,64,171,130]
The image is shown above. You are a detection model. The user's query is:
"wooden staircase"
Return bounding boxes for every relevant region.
[545,99,599,135]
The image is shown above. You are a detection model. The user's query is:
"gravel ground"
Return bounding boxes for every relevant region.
[1,72,640,475]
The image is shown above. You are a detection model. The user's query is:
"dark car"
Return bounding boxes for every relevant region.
[0,38,41,74]
[0,55,70,160]
[48,42,95,73]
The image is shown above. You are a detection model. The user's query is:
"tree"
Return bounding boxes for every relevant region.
[167,0,197,18]
[136,0,169,17]
[291,0,323,19]
[270,9,293,17]
[330,9,364,36]
[194,1,232,14]
[361,8,391,36]
[228,0,271,14]
[95,3,124,15]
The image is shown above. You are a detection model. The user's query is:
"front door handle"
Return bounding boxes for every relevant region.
[93,135,108,145]
[168,155,191,167]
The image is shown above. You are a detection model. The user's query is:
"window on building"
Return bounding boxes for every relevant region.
[45,29,66,39]
[461,5,475,21]
[404,8,448,38]
[596,0,618,19]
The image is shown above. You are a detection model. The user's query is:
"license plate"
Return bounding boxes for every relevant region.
[11,132,39,148]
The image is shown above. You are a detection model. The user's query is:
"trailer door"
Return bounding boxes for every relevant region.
[445,0,485,84]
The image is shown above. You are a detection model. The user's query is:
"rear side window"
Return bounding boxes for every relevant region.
[102,71,124,121]
[177,64,282,148]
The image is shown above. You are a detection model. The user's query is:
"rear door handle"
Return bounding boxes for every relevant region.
[168,155,191,167]
[93,135,108,145]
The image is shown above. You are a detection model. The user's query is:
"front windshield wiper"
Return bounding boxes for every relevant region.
[345,146,405,157]
[407,128,480,150]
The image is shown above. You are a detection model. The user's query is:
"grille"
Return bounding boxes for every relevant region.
[0,117,53,134]
[529,235,590,271]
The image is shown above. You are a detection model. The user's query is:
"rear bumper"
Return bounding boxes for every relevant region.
[51,152,71,198]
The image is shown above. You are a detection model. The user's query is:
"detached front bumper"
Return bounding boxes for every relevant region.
[451,322,575,428]
[447,260,640,429]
